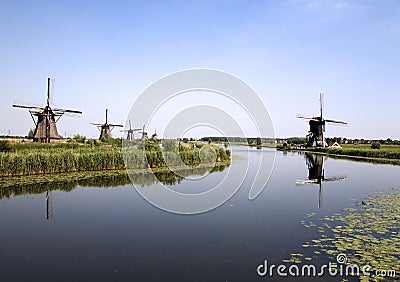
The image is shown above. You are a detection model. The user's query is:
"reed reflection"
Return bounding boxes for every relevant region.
[0,163,230,219]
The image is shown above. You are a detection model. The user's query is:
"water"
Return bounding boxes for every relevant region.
[0,147,399,281]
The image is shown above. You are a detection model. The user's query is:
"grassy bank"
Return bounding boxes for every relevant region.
[0,140,231,176]
[306,145,400,161]
[276,143,400,163]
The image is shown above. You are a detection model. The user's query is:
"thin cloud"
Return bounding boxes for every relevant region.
[334,2,349,9]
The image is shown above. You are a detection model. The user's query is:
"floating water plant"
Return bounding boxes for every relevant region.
[284,187,400,280]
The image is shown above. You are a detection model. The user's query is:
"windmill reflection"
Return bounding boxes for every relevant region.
[296,153,346,208]
[45,190,53,220]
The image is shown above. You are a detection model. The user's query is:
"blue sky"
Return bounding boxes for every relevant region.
[1,0,399,139]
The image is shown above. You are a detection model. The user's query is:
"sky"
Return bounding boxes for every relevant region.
[1,0,399,139]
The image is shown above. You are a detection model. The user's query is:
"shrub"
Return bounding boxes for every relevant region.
[0,140,13,152]
[256,137,262,146]
[371,142,381,149]
[73,134,86,143]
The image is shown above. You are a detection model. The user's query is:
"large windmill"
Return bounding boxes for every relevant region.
[297,93,347,147]
[121,120,141,141]
[91,109,123,139]
[296,153,346,208]
[13,78,82,142]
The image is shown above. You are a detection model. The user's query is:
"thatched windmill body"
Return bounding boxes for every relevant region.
[297,93,347,147]
[91,109,123,139]
[13,78,82,142]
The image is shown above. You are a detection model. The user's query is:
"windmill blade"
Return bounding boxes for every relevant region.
[90,122,104,126]
[323,175,347,182]
[296,179,319,185]
[108,124,123,127]
[325,119,347,124]
[296,114,314,119]
[48,78,55,106]
[297,114,321,120]
[13,103,44,110]
[319,93,324,119]
[121,128,141,132]
[53,108,83,114]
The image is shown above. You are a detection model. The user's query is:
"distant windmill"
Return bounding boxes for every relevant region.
[91,109,123,139]
[151,129,158,140]
[13,78,82,142]
[297,93,347,147]
[121,120,141,141]
[296,154,346,208]
[140,124,148,140]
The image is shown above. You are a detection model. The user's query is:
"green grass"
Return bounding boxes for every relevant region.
[0,140,231,176]
[307,144,400,160]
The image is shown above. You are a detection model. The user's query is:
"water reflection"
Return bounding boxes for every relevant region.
[45,191,53,220]
[0,164,230,200]
[296,153,346,208]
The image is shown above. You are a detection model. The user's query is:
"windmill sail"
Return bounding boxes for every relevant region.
[120,120,141,141]
[12,78,82,142]
[91,109,123,140]
[297,93,347,147]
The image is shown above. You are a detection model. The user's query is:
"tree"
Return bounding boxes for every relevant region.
[256,137,262,146]
[371,142,380,149]
[27,128,35,139]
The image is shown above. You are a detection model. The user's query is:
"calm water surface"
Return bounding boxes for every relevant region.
[0,147,399,281]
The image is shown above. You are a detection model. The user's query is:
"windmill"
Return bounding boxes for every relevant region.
[297,93,347,147]
[151,129,158,140]
[296,153,346,208]
[140,124,148,140]
[121,120,141,141]
[91,109,123,139]
[12,78,82,142]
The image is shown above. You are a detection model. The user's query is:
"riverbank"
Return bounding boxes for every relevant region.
[277,144,400,165]
[0,140,231,176]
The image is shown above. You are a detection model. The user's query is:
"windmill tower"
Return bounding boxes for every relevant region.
[297,93,347,147]
[91,109,123,139]
[12,78,82,142]
[121,120,141,141]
